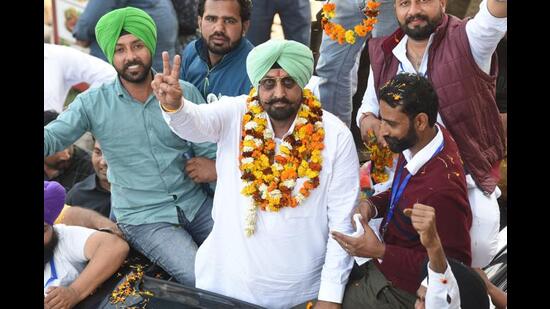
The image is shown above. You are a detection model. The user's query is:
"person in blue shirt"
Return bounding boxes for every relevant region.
[180,0,254,189]
[72,0,178,74]
[45,7,216,287]
[180,0,254,100]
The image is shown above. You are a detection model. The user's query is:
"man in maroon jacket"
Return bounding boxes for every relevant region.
[356,0,507,271]
[332,73,472,308]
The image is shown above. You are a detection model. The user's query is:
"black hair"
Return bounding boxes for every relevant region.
[198,0,252,22]
[44,110,59,126]
[44,227,59,269]
[379,73,439,127]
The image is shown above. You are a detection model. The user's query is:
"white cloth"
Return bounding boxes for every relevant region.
[343,214,382,266]
[44,224,96,295]
[356,0,506,268]
[163,94,359,308]
[44,44,116,113]
[422,262,461,309]
[467,174,501,268]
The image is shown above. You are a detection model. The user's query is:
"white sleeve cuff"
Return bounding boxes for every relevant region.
[427,261,452,281]
[425,262,461,309]
[317,280,346,304]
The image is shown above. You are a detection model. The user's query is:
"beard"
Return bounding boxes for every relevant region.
[117,59,152,83]
[400,12,442,40]
[261,96,301,121]
[384,122,419,153]
[205,32,241,56]
[44,228,59,269]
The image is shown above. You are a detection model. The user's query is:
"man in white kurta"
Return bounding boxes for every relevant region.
[154,40,359,309]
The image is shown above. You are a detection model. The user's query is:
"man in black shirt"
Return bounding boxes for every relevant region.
[66,137,111,218]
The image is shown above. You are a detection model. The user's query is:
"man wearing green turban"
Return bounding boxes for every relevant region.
[45,7,218,287]
[95,6,157,66]
[154,39,359,309]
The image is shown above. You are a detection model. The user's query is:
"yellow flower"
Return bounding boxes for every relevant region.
[241,184,256,195]
[306,169,319,179]
[345,30,356,44]
[239,89,325,236]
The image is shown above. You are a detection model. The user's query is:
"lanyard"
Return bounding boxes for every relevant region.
[44,259,58,289]
[381,141,444,239]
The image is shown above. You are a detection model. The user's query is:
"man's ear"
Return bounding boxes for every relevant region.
[197,16,203,33]
[242,20,250,36]
[415,113,429,131]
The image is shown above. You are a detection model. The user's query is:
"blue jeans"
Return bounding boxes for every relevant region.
[118,196,214,286]
[247,0,311,47]
[316,0,398,127]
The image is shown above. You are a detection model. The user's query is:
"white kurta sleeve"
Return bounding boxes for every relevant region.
[356,66,380,127]
[318,128,359,303]
[465,0,507,74]
[162,95,247,143]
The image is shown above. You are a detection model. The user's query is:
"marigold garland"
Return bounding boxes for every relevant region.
[365,129,394,183]
[240,88,325,236]
[321,0,380,45]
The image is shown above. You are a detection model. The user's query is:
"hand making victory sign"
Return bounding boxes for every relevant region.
[152,51,184,112]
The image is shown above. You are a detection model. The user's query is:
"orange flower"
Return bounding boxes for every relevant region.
[240,89,324,235]
[321,1,378,45]
[367,1,381,10]
[354,24,368,37]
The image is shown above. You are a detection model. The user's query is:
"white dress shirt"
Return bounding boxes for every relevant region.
[402,124,444,176]
[44,44,116,113]
[356,0,507,126]
[422,262,461,309]
[163,95,359,308]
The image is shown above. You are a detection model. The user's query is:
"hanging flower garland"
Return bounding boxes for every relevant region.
[321,0,380,45]
[240,88,325,236]
[365,129,394,183]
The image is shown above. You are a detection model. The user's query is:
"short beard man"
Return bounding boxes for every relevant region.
[206,31,242,56]
[260,95,302,121]
[384,120,419,153]
[44,227,59,269]
[116,59,152,84]
[400,11,443,40]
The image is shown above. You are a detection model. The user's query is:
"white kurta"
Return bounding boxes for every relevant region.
[44,43,116,113]
[163,95,359,308]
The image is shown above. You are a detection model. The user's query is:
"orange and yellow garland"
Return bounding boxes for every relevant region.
[240,88,325,236]
[321,0,380,45]
[365,129,394,183]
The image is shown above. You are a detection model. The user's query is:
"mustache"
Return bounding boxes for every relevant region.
[123,60,144,70]
[406,14,429,25]
[209,32,229,41]
[266,97,292,105]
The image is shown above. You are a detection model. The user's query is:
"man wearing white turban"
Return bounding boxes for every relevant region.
[152,40,360,309]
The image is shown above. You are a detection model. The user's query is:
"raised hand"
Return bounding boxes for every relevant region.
[403,203,440,250]
[151,51,183,111]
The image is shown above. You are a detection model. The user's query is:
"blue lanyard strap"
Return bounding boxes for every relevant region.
[44,259,58,289]
[381,141,444,239]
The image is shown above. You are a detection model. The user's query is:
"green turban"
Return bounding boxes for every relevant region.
[246,40,314,89]
[95,7,157,65]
